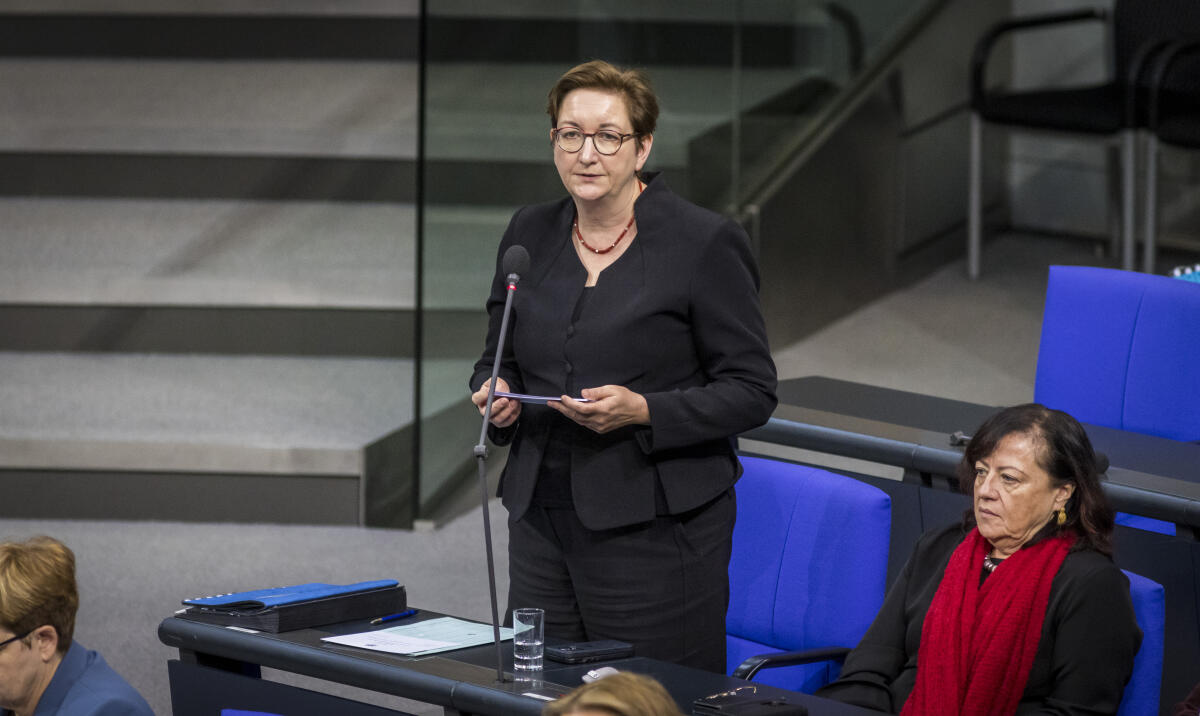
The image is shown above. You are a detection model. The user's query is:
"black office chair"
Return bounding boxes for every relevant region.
[966,1,1200,279]
[1143,38,1200,273]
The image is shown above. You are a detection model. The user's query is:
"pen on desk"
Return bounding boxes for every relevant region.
[371,609,418,625]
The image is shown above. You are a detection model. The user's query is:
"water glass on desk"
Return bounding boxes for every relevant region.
[512,607,544,673]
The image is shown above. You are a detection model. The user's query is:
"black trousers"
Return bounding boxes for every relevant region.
[506,489,735,674]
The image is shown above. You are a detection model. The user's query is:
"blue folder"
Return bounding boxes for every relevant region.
[181,579,405,632]
[185,580,399,611]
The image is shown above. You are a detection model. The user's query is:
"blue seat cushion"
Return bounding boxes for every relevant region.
[978,84,1125,133]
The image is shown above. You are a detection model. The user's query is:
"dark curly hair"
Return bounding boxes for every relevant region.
[957,403,1115,556]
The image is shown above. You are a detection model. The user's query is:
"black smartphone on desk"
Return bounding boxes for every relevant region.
[544,639,633,664]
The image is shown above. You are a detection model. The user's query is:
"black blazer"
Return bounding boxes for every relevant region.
[470,173,777,530]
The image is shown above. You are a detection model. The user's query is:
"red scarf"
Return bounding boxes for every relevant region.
[900,528,1074,716]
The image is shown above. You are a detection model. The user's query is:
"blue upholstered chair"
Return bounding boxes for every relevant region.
[1036,265,1200,441]
[727,456,891,693]
[1036,265,1200,535]
[1119,570,1165,716]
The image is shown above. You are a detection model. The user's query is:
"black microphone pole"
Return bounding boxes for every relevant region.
[474,245,529,684]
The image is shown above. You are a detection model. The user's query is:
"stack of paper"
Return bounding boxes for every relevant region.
[322,616,513,656]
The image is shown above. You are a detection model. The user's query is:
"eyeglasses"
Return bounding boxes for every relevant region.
[552,128,639,155]
[0,629,31,652]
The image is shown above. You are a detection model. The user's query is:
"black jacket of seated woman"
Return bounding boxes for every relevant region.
[817,404,1142,714]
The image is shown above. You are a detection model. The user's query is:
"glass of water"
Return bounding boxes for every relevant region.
[512,607,544,674]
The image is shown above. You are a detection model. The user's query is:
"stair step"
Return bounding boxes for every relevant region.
[0,351,423,525]
[0,1,418,17]
[3,60,804,165]
[0,352,412,453]
[0,59,416,158]
[0,197,414,309]
[0,198,524,313]
[425,204,517,311]
[426,63,810,169]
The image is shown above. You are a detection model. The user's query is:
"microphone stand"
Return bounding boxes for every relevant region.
[473,270,520,685]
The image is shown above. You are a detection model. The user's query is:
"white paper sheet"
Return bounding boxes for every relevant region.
[321,616,513,656]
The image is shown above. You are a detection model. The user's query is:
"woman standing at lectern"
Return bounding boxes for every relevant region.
[469,60,776,672]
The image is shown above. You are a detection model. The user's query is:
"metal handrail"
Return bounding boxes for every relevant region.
[743,416,1200,535]
[734,0,953,228]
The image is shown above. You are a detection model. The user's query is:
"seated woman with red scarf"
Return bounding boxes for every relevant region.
[817,403,1142,714]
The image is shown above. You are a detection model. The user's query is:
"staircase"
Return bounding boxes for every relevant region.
[0,5,421,526]
[0,2,855,527]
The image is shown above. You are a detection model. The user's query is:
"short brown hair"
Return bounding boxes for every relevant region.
[546,60,660,141]
[542,672,683,716]
[957,403,1115,556]
[0,536,78,653]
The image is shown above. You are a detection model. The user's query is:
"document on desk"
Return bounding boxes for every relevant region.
[321,616,514,656]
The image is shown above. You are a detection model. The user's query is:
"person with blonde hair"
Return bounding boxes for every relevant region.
[0,535,152,716]
[542,672,683,716]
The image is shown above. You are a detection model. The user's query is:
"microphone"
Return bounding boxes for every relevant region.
[503,245,530,287]
[473,244,528,683]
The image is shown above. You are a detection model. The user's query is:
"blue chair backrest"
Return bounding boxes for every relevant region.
[1118,570,1165,716]
[1036,265,1200,442]
[728,456,891,693]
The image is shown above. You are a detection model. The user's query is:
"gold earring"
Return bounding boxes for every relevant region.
[1056,508,1066,526]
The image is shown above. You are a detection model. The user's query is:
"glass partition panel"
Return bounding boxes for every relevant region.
[416,0,945,518]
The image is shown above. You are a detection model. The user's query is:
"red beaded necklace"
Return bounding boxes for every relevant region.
[573,180,643,255]
[574,214,634,254]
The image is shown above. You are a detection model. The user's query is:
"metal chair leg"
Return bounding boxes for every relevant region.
[1143,133,1159,274]
[968,113,983,279]
[1106,142,1121,259]
[1121,130,1136,272]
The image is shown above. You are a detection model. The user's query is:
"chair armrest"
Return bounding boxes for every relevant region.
[1147,37,1200,130]
[732,646,853,681]
[823,2,864,74]
[970,8,1107,108]
[1125,40,1175,125]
